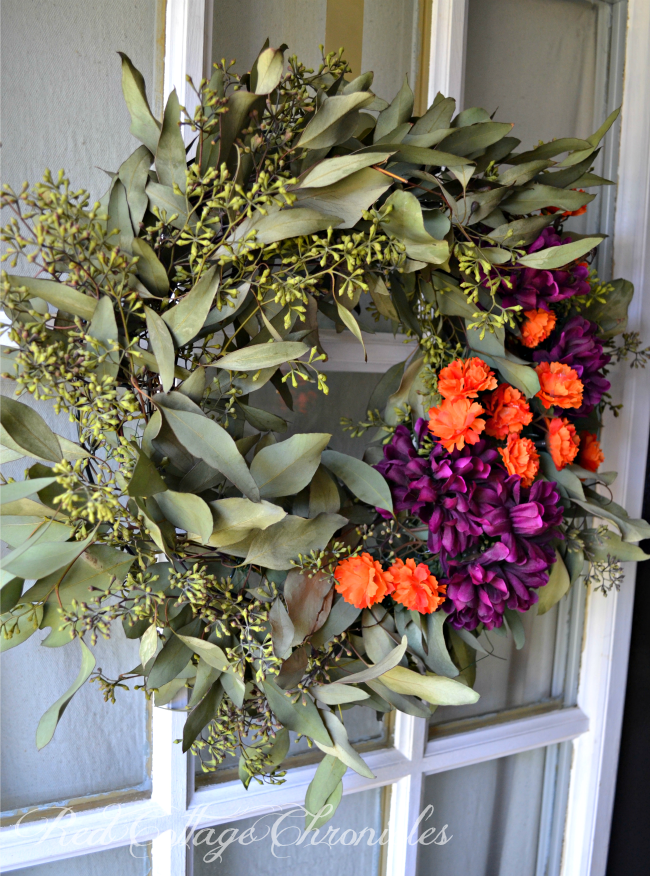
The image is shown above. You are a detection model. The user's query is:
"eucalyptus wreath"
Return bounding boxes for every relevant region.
[1,44,649,825]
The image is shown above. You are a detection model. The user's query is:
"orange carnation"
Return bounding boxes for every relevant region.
[499,434,540,487]
[334,553,394,610]
[428,398,486,452]
[546,417,580,470]
[437,357,497,400]
[521,309,557,348]
[535,361,584,410]
[577,432,604,473]
[388,558,446,614]
[484,384,533,439]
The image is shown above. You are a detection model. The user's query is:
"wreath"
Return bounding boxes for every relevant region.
[2,45,649,825]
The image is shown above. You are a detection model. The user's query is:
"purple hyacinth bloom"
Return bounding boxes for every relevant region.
[533,315,611,415]
[375,425,502,562]
[500,229,590,311]
[442,479,563,630]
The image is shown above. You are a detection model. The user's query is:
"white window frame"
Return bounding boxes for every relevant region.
[2,1,649,873]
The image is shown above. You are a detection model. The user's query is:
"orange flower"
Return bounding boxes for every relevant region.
[499,434,540,487]
[484,384,533,439]
[334,553,394,610]
[437,357,497,401]
[521,309,557,348]
[577,432,604,472]
[535,361,584,410]
[546,417,580,470]
[388,558,446,614]
[428,398,486,452]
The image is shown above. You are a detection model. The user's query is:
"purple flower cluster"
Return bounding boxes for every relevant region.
[533,315,611,415]
[375,422,563,630]
[501,229,590,311]
[444,478,562,630]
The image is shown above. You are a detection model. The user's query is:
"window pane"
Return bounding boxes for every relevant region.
[1,395,150,815]
[416,748,547,876]
[430,602,561,728]
[252,371,383,458]
[464,0,599,148]
[212,0,327,75]
[0,626,150,813]
[13,844,150,876]
[192,787,384,875]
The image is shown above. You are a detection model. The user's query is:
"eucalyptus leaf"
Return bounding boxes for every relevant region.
[145,306,176,393]
[262,677,332,747]
[243,513,347,570]
[304,755,347,830]
[298,93,373,150]
[321,449,393,513]
[118,53,161,154]
[314,709,375,779]
[379,665,479,705]
[132,238,169,296]
[87,295,120,380]
[300,152,391,188]
[163,267,219,345]
[518,237,602,270]
[537,550,571,615]
[374,75,413,142]
[250,46,285,94]
[182,680,224,752]
[0,396,63,463]
[208,498,286,548]
[157,403,260,501]
[36,639,95,748]
[251,432,330,498]
[156,489,214,543]
[118,145,152,232]
[155,89,187,193]
[424,612,459,677]
[3,276,96,322]
[218,341,308,372]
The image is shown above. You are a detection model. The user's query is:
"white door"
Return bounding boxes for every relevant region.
[2,1,649,874]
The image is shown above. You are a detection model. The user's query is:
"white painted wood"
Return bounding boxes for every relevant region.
[561,3,650,874]
[424,707,589,775]
[385,715,427,875]
[164,0,208,136]
[151,695,191,875]
[427,0,469,108]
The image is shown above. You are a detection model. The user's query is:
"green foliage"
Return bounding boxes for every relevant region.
[0,41,645,813]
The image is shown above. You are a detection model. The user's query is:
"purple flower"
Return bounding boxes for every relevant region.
[500,229,590,311]
[442,478,562,630]
[375,425,501,561]
[533,315,611,415]
[443,548,554,631]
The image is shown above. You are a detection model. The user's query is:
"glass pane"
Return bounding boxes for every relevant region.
[416,748,547,876]
[464,0,620,263]
[251,371,383,458]
[0,626,150,813]
[211,0,420,104]
[430,602,561,728]
[192,787,383,875]
[212,1,327,76]
[15,844,150,876]
[465,0,599,149]
[0,392,150,814]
